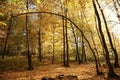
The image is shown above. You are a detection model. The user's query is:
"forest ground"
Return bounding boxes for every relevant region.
[0,57,120,80]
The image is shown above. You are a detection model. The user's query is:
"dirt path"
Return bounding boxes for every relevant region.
[0,62,107,80]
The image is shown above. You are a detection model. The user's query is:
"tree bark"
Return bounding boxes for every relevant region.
[81,33,86,63]
[26,0,33,70]
[92,0,119,78]
[62,17,66,66]
[65,8,69,67]
[52,26,55,64]
[79,11,86,63]
[96,0,119,68]
[71,23,81,64]
[38,28,42,61]
[82,11,101,65]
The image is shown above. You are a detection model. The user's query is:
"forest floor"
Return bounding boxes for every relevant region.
[0,57,120,80]
[0,61,118,80]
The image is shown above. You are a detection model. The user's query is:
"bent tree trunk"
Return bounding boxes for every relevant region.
[92,0,119,78]
[12,11,106,75]
[96,0,119,68]
[71,23,81,64]
[82,12,101,66]
[12,9,117,75]
[81,31,101,75]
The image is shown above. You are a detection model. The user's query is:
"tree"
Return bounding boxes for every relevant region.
[52,26,55,64]
[38,28,42,61]
[62,16,66,66]
[92,0,119,78]
[70,23,81,64]
[61,0,70,67]
[96,0,119,68]
[65,8,69,67]
[25,0,34,70]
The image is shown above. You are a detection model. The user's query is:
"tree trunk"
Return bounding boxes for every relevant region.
[62,17,66,66]
[52,26,55,64]
[82,33,101,75]
[96,0,119,68]
[38,28,42,61]
[65,8,69,67]
[82,11,101,65]
[75,31,79,61]
[26,0,33,70]
[26,14,33,70]
[92,0,119,78]
[71,23,81,64]
[81,33,86,63]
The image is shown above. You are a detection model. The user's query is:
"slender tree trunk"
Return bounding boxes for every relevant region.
[79,10,86,63]
[52,26,55,64]
[96,0,119,68]
[82,33,101,75]
[38,28,42,61]
[62,17,66,66]
[81,34,84,63]
[81,34,86,63]
[75,31,79,61]
[65,8,69,67]
[71,23,81,64]
[92,0,119,78]
[26,0,33,70]
[26,15,33,70]
[89,31,101,66]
